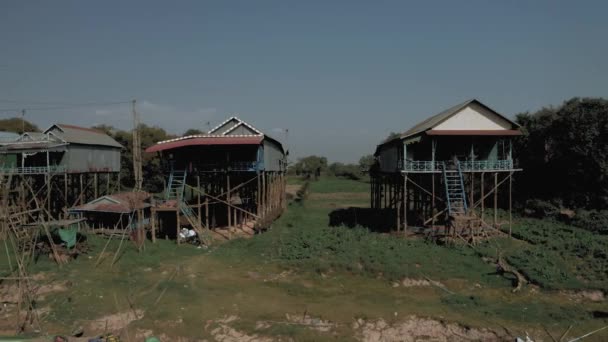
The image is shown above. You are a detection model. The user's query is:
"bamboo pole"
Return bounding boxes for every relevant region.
[432,172,435,228]
[227,174,231,228]
[481,172,485,222]
[509,172,513,237]
[197,175,201,226]
[494,172,498,227]
[403,173,408,234]
[205,197,209,229]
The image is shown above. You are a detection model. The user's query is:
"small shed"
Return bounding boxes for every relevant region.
[69,191,152,230]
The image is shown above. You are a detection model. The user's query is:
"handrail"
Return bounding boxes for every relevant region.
[456,160,468,213]
[404,159,513,172]
[442,162,452,215]
[0,165,66,174]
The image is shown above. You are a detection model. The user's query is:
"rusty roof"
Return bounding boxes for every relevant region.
[69,191,151,213]
[145,135,264,153]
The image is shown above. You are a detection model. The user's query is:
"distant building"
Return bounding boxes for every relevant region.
[0,124,122,216]
[0,124,122,174]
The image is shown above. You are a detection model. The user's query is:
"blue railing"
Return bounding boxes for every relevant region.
[196,161,258,172]
[0,165,66,174]
[403,159,512,172]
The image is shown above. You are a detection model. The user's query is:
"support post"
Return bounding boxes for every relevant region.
[94,173,98,199]
[494,172,498,227]
[431,172,435,228]
[227,173,231,228]
[403,173,408,233]
[396,176,401,232]
[205,197,209,230]
[79,173,84,205]
[197,175,201,225]
[151,208,156,243]
[481,172,485,223]
[509,172,513,237]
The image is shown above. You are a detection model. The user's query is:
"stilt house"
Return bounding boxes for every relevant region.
[145,117,287,243]
[371,99,521,238]
[0,124,122,217]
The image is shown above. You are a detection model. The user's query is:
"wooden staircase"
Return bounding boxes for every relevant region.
[165,169,211,245]
[442,161,468,216]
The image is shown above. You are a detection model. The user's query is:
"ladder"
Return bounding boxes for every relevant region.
[442,161,468,216]
[165,171,211,245]
[165,169,187,200]
[178,201,211,245]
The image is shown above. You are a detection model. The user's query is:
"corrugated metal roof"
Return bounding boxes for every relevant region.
[384,99,520,144]
[44,124,123,148]
[69,191,151,213]
[0,141,67,151]
[0,131,19,144]
[426,130,522,136]
[145,135,263,153]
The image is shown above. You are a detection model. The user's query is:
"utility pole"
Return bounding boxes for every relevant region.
[132,99,143,191]
[21,109,25,134]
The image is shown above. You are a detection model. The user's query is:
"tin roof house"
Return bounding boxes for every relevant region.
[371,99,522,240]
[144,117,287,244]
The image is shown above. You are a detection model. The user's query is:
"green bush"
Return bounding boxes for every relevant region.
[572,209,608,234]
[523,199,560,218]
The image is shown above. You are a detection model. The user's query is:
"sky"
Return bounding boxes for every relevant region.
[0,0,606,163]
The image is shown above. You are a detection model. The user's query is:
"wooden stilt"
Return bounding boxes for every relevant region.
[509,172,512,237]
[227,173,231,228]
[432,172,435,229]
[79,174,84,205]
[94,173,98,199]
[176,207,180,245]
[257,174,261,215]
[494,172,498,227]
[151,208,156,243]
[205,197,209,230]
[481,172,485,223]
[396,176,401,232]
[403,173,408,233]
[197,175,201,225]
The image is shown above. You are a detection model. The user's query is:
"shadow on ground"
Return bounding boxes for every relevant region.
[328,207,396,233]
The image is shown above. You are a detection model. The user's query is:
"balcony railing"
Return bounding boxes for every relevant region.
[0,165,67,174]
[187,161,260,172]
[402,159,513,172]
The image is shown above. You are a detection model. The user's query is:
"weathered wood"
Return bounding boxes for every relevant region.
[509,172,513,237]
[403,173,408,233]
[494,172,498,227]
[227,174,231,228]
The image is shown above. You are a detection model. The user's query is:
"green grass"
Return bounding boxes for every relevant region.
[308,176,370,193]
[2,176,607,341]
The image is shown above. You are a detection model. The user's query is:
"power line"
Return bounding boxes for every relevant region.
[0,100,131,112]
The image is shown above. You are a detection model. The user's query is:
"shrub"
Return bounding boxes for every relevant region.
[523,199,560,218]
[572,209,608,234]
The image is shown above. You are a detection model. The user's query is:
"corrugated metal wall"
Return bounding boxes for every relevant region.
[263,140,285,171]
[63,145,121,173]
[378,144,401,172]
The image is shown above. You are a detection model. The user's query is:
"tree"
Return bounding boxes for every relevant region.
[292,155,328,179]
[94,124,175,193]
[0,117,39,133]
[358,154,375,172]
[383,132,401,142]
[515,97,608,208]
[183,128,203,136]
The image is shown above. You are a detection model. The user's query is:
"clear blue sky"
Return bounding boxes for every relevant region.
[1,0,606,162]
